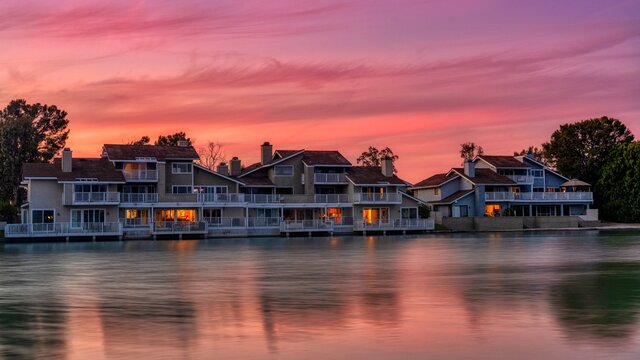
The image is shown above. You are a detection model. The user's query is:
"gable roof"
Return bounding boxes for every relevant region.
[411,173,459,189]
[239,170,275,186]
[450,168,515,185]
[346,166,407,185]
[193,163,244,185]
[429,189,475,205]
[23,158,125,182]
[103,144,199,161]
[238,150,304,177]
[301,151,351,166]
[476,155,529,169]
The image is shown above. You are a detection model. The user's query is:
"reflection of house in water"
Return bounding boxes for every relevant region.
[254,239,402,352]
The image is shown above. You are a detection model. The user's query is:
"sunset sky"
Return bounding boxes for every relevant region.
[1,0,639,182]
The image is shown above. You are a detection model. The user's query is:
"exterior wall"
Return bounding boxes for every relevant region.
[27,179,65,221]
[164,160,192,193]
[268,154,305,194]
[441,177,461,198]
[544,170,567,189]
[413,188,439,202]
[459,178,474,191]
[473,159,493,170]
[473,185,485,216]
[157,162,167,195]
[304,165,315,194]
[193,166,240,192]
[452,193,476,216]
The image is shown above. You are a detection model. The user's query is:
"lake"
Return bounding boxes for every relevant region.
[2,231,640,359]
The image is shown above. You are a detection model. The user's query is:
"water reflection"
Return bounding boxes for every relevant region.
[1,232,640,359]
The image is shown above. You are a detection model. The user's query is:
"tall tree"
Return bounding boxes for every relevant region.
[129,136,150,145]
[514,146,547,164]
[155,132,191,146]
[459,142,484,161]
[542,116,634,186]
[356,146,399,173]
[196,141,226,170]
[597,142,640,222]
[0,100,69,203]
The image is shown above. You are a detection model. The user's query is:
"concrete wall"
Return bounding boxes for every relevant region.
[523,216,579,229]
[440,216,584,231]
[474,217,523,231]
[442,217,474,231]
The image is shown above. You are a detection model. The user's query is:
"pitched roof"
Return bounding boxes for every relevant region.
[23,158,125,182]
[346,166,407,185]
[451,168,515,185]
[274,150,301,160]
[239,172,275,186]
[302,151,351,166]
[411,173,458,189]
[239,162,262,176]
[476,155,529,168]
[103,144,199,161]
[429,189,475,205]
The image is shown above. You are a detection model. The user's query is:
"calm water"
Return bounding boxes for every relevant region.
[2,231,640,360]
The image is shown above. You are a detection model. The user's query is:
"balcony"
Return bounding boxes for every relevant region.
[353,192,402,204]
[314,194,351,204]
[121,193,158,203]
[280,219,334,232]
[5,222,122,238]
[485,192,594,202]
[354,219,435,231]
[505,175,534,184]
[157,193,198,203]
[247,194,282,204]
[123,169,158,181]
[71,192,120,205]
[314,173,348,184]
[198,193,245,203]
[152,221,207,234]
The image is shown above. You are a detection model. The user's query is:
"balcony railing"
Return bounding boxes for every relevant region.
[353,218,435,231]
[505,175,535,184]
[247,194,283,203]
[248,217,281,228]
[198,193,245,203]
[353,192,402,203]
[314,194,351,203]
[121,218,151,228]
[121,193,158,203]
[485,192,594,201]
[314,173,348,184]
[5,222,122,237]
[280,219,334,232]
[73,192,120,204]
[204,217,247,228]
[123,169,158,181]
[152,221,207,234]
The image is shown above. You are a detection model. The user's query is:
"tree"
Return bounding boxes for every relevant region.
[0,99,69,203]
[514,146,547,165]
[196,141,226,170]
[129,136,150,145]
[542,117,633,186]
[597,142,640,222]
[356,146,399,173]
[459,142,484,161]
[155,132,191,146]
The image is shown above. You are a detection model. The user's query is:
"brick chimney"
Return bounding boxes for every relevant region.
[261,141,272,165]
[381,156,393,177]
[217,162,229,176]
[62,148,72,173]
[230,157,241,176]
[464,159,475,177]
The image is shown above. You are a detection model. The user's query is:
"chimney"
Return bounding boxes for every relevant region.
[177,140,189,147]
[62,148,72,173]
[526,149,534,159]
[217,162,229,176]
[230,157,241,176]
[261,141,272,165]
[464,159,475,177]
[381,156,393,177]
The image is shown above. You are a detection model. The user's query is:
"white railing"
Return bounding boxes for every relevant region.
[247,194,283,203]
[198,193,245,203]
[248,217,281,228]
[153,221,207,233]
[314,173,348,183]
[505,175,534,184]
[123,169,158,181]
[485,192,594,201]
[121,218,151,228]
[121,193,158,203]
[353,192,402,203]
[280,219,334,232]
[354,218,435,231]
[73,192,120,204]
[314,194,351,203]
[204,217,246,228]
[5,222,122,237]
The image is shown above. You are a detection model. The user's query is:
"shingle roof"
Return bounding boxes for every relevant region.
[429,189,475,205]
[23,158,125,182]
[451,168,515,185]
[103,144,199,161]
[238,167,274,186]
[274,150,301,160]
[239,162,261,176]
[346,166,407,185]
[302,151,351,166]
[476,155,529,168]
[411,173,457,189]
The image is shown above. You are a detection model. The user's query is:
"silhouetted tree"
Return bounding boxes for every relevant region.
[357,146,399,173]
[196,141,226,170]
[129,136,150,145]
[459,142,483,161]
[514,146,547,164]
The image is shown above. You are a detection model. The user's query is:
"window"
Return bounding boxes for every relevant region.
[363,208,389,224]
[32,210,54,224]
[485,204,501,217]
[172,163,193,174]
[74,184,107,193]
[532,169,544,178]
[401,208,418,219]
[71,209,105,227]
[172,186,193,194]
[274,165,294,176]
[434,188,440,196]
[194,186,228,194]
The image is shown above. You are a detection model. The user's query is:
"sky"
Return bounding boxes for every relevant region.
[1,0,639,182]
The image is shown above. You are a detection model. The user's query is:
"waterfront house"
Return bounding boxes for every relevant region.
[7,141,432,240]
[410,152,595,224]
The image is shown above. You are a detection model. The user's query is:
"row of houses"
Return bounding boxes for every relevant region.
[5,141,595,240]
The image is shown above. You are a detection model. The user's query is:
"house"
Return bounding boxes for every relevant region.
[411,152,594,222]
[6,141,433,240]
